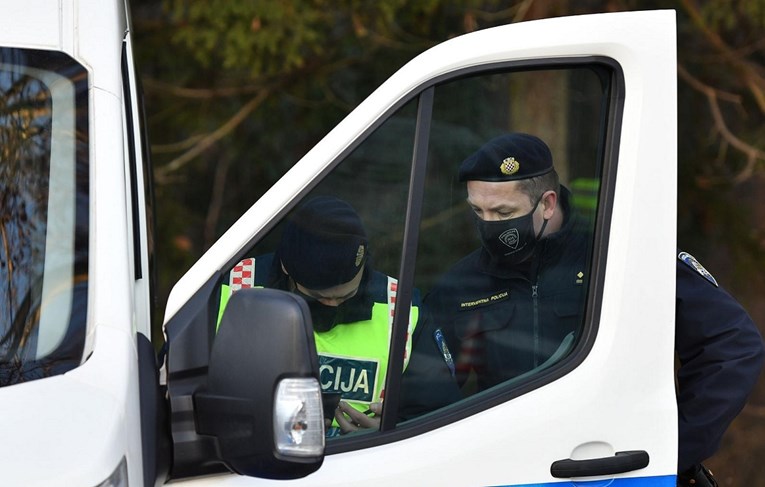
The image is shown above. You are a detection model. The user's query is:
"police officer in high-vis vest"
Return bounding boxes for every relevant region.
[217,196,418,436]
[420,133,764,486]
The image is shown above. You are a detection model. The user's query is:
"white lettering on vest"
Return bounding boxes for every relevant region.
[317,355,379,402]
[355,369,369,395]
[320,364,333,389]
[340,368,356,392]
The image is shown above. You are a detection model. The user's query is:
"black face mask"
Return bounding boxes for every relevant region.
[474,197,548,266]
[306,299,344,332]
[291,288,343,332]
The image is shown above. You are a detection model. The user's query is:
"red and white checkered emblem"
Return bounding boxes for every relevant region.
[229,258,255,291]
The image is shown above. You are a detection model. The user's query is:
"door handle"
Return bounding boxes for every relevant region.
[550,450,649,478]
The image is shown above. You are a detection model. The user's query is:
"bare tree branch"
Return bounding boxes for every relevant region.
[142,77,266,99]
[0,221,14,328]
[152,133,206,154]
[204,154,232,249]
[155,88,272,182]
[680,0,765,114]
[467,1,534,23]
[678,64,765,184]
[512,0,536,23]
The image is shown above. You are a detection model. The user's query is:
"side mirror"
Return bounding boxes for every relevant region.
[194,288,324,479]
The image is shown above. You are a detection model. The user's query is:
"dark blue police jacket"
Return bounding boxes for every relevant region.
[425,187,588,391]
[675,251,764,471]
[405,187,764,473]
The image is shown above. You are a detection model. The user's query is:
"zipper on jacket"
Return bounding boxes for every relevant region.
[532,283,539,367]
[529,241,545,369]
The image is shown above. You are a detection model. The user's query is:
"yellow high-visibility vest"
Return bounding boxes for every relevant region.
[217,257,418,434]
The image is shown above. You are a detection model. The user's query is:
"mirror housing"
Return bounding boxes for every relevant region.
[194,288,324,479]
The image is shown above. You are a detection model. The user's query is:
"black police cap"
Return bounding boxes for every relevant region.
[458,133,553,182]
[279,196,368,290]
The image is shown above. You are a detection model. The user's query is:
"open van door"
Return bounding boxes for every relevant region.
[164,10,677,486]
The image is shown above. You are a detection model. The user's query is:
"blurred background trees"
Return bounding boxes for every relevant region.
[129,1,765,483]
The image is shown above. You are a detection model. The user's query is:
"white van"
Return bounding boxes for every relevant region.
[0,2,678,486]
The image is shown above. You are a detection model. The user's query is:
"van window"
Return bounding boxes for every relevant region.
[0,48,89,385]
[397,64,612,423]
[218,63,614,443]
[217,98,419,439]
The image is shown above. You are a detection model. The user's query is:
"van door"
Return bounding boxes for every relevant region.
[164,10,677,486]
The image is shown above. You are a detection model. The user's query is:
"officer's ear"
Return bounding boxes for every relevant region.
[540,190,558,220]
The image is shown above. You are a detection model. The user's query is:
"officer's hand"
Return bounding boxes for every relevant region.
[335,401,382,434]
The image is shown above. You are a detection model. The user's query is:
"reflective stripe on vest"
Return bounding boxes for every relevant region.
[216,257,256,329]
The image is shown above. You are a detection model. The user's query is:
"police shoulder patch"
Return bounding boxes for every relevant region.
[433,328,455,377]
[678,251,718,287]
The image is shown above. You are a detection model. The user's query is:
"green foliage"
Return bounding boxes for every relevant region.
[166,0,322,74]
[134,0,765,310]
[162,0,477,77]
[132,0,509,339]
[699,0,765,30]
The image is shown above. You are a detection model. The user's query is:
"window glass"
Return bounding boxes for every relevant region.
[398,65,610,421]
[217,100,418,439]
[215,63,611,442]
[0,48,89,385]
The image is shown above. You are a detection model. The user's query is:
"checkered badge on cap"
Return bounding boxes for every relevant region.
[500,157,520,175]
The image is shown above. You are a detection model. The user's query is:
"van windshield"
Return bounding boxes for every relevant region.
[0,48,89,385]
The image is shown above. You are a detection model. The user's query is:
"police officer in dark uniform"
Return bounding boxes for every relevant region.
[674,250,764,486]
[424,133,588,391]
[417,133,764,486]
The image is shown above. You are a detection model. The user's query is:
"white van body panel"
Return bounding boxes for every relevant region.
[0,327,136,486]
[0,1,145,485]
